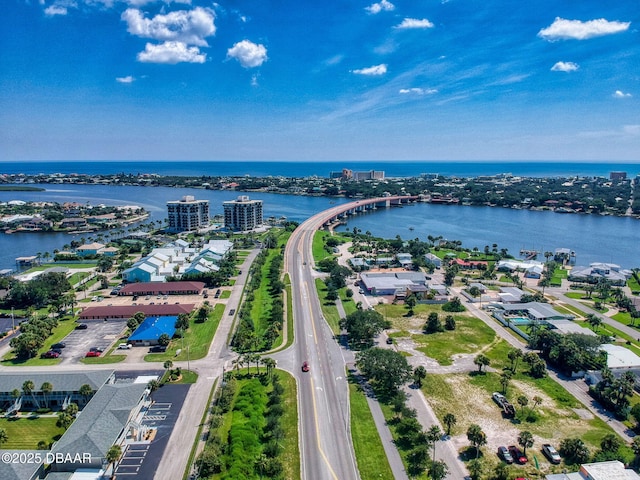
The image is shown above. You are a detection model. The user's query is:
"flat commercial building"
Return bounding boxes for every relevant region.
[223,195,263,231]
[167,195,210,232]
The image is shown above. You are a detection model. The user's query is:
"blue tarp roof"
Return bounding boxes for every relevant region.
[129,316,176,342]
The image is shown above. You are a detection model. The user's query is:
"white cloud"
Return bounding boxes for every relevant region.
[137,41,206,64]
[44,5,68,15]
[122,7,215,47]
[365,0,394,14]
[395,18,434,30]
[613,90,632,98]
[227,40,268,68]
[352,64,387,76]
[538,17,630,41]
[551,61,579,72]
[116,76,135,83]
[399,88,437,95]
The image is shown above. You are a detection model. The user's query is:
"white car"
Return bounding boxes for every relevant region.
[118,343,132,349]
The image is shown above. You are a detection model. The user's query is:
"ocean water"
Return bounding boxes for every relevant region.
[2,160,639,179]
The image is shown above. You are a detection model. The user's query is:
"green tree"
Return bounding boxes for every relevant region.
[340,309,389,348]
[424,312,442,334]
[443,413,456,436]
[466,424,487,458]
[428,460,448,480]
[404,293,418,314]
[500,369,513,394]
[56,412,74,430]
[147,379,160,392]
[507,348,523,373]
[40,382,53,409]
[516,395,529,413]
[474,354,490,373]
[356,348,412,396]
[559,437,591,465]
[444,314,456,330]
[79,384,94,405]
[517,430,534,455]
[22,380,40,409]
[0,428,8,447]
[413,366,427,388]
[467,458,483,480]
[158,333,171,347]
[106,445,123,478]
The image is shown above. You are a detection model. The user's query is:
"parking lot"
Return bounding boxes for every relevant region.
[114,384,190,480]
[57,319,128,364]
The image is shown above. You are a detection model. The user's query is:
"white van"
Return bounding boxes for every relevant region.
[118,343,132,349]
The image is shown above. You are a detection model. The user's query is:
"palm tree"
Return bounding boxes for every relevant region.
[466,424,487,459]
[79,384,93,405]
[22,380,40,409]
[106,445,123,479]
[413,366,427,387]
[443,413,456,436]
[586,313,602,332]
[0,428,8,447]
[474,354,490,373]
[518,430,534,456]
[426,424,442,465]
[262,358,277,378]
[500,369,513,394]
[41,382,53,409]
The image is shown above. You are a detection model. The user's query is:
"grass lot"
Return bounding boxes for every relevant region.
[421,371,624,477]
[628,276,640,292]
[312,230,335,263]
[219,290,231,299]
[0,416,65,449]
[339,288,358,316]
[210,371,299,480]
[145,303,224,362]
[315,278,341,334]
[2,317,77,366]
[68,272,90,285]
[555,303,586,317]
[411,316,497,366]
[348,373,395,480]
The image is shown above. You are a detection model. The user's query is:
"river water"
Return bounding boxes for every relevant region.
[0,184,638,270]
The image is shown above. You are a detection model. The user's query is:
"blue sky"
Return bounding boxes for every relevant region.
[1,0,639,161]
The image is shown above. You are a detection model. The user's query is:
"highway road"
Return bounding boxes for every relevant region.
[284,207,361,480]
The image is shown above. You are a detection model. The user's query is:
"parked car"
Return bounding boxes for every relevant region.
[386,337,393,345]
[42,350,60,359]
[542,444,562,464]
[497,446,513,464]
[301,361,310,372]
[75,323,88,330]
[229,309,236,316]
[89,347,104,353]
[51,342,66,349]
[150,345,167,353]
[85,351,101,357]
[508,445,527,464]
[118,343,132,349]
[51,348,63,355]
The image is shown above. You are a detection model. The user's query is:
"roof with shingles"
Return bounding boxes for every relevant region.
[52,383,148,460]
[0,370,113,394]
[79,304,194,319]
[0,451,43,480]
[119,281,205,294]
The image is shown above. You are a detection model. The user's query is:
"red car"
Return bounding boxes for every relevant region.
[42,350,60,359]
[508,445,528,464]
[85,351,101,357]
[301,361,310,372]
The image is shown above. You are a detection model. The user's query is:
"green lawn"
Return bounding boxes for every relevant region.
[81,354,126,365]
[349,373,395,480]
[2,318,78,366]
[163,369,198,384]
[411,316,497,366]
[315,278,341,334]
[219,290,231,299]
[312,230,335,263]
[144,303,224,362]
[629,276,640,293]
[277,370,301,480]
[0,416,65,449]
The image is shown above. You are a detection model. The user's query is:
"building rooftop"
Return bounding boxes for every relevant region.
[129,316,177,342]
[52,383,148,461]
[79,304,194,319]
[0,370,113,394]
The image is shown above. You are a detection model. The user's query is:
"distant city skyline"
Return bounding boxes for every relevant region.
[1,1,639,161]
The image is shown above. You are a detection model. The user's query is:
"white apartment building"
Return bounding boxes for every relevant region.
[166,195,210,232]
[223,195,263,231]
